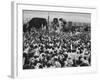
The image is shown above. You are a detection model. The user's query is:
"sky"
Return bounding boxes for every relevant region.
[23,10,91,24]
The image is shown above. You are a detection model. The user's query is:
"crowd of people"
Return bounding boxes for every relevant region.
[23,18,91,69]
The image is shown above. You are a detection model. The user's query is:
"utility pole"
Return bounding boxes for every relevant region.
[47,12,50,32]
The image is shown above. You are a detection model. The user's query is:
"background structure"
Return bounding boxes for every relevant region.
[23,10,91,24]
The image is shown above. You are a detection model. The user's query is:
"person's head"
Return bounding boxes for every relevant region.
[54,58,58,61]
[53,18,58,23]
[59,18,63,21]
[39,65,43,69]
[29,57,35,63]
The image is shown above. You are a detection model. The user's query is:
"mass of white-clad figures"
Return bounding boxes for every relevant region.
[23,14,91,69]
